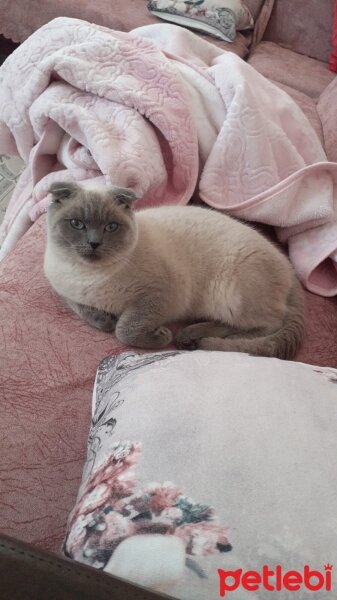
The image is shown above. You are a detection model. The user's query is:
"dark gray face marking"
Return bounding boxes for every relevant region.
[48,183,137,264]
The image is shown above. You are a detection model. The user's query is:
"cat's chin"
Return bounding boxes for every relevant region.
[78,253,103,264]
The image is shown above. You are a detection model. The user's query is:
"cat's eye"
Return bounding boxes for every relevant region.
[105,222,119,233]
[70,219,85,230]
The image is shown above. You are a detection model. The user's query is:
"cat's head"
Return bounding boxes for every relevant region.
[47,182,138,265]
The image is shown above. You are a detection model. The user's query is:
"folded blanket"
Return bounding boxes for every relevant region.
[1,18,337,296]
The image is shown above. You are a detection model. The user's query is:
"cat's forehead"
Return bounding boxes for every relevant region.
[64,193,121,222]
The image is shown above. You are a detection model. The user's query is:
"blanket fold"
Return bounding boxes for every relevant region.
[1,18,337,296]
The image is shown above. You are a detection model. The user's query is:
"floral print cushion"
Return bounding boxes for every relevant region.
[64,351,337,598]
[147,0,254,42]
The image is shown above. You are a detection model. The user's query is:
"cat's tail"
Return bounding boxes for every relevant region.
[199,278,305,360]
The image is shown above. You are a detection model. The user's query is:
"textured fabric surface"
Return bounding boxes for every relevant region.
[64,351,337,598]
[0,216,336,554]
[0,0,337,558]
[318,76,337,164]
[249,41,337,165]
[249,38,337,166]
[1,19,337,295]
[0,217,126,551]
[297,292,337,368]
[0,155,24,226]
[244,0,265,19]
[0,20,199,255]
[264,0,334,63]
[248,41,335,99]
[250,0,274,49]
[0,0,171,42]
[0,0,250,56]
[0,533,164,600]
[269,80,323,143]
[330,0,337,71]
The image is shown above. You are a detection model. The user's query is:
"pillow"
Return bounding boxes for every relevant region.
[147,0,254,43]
[329,0,337,72]
[64,351,337,598]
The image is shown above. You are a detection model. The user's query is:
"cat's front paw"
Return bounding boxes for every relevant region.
[176,322,235,350]
[175,329,200,351]
[92,312,117,332]
[115,323,172,349]
[175,324,209,350]
[150,326,173,348]
[134,326,173,349]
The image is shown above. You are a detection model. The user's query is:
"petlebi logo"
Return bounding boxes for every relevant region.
[218,564,333,596]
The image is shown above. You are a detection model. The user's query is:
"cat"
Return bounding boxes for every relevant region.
[44,182,305,359]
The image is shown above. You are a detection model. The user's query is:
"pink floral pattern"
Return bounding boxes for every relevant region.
[64,441,231,572]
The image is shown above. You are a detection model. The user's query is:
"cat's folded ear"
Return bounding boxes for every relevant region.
[109,187,136,208]
[49,182,78,204]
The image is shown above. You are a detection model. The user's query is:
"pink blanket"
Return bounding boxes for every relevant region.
[1,18,337,296]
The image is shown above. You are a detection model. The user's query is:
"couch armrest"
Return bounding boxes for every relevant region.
[0,533,170,600]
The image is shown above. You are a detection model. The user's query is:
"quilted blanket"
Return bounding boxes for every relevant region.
[0,18,337,296]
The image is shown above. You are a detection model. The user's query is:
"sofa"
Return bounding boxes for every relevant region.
[0,0,336,586]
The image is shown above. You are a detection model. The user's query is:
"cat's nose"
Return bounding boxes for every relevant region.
[89,241,101,250]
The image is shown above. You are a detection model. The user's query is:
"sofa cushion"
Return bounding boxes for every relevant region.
[64,350,337,598]
[248,41,335,99]
[263,0,335,64]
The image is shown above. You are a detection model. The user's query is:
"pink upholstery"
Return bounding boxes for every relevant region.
[0,0,251,57]
[0,0,267,43]
[250,0,275,49]
[1,0,337,557]
[0,216,336,552]
[249,39,337,164]
[0,0,159,41]
[297,294,337,367]
[248,41,335,99]
[244,0,266,19]
[330,0,337,71]
[264,0,335,63]
[248,40,336,151]
[0,218,126,551]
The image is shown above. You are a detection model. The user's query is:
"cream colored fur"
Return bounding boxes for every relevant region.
[44,186,304,359]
